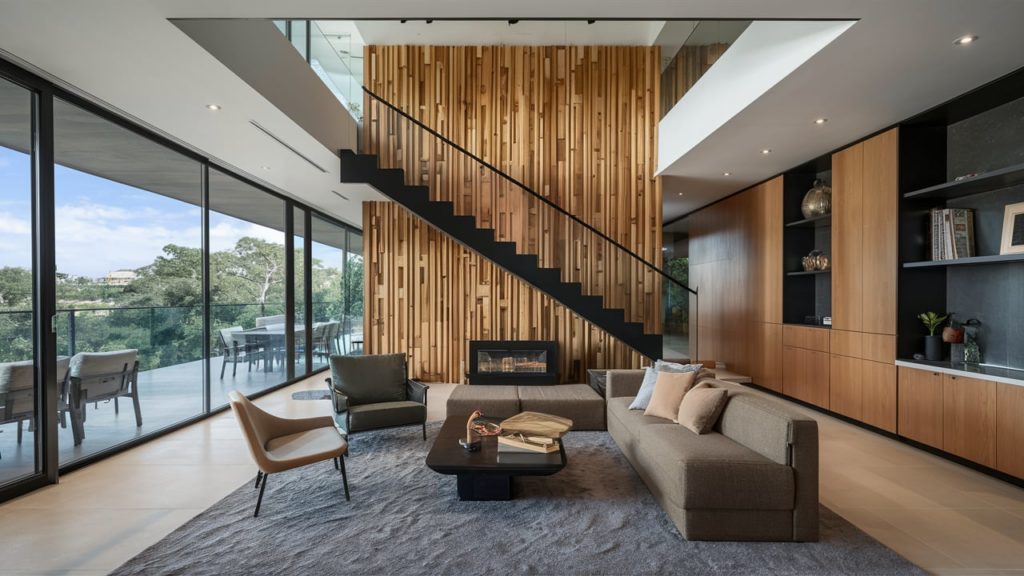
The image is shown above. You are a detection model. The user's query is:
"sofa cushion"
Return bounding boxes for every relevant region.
[517,384,605,430]
[636,425,794,511]
[644,371,697,421]
[330,353,407,406]
[628,361,702,410]
[347,400,426,432]
[446,385,520,418]
[677,383,728,434]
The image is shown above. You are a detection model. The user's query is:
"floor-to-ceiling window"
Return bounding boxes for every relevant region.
[0,78,38,486]
[53,97,206,466]
[208,169,289,407]
[311,216,346,368]
[344,229,364,354]
[0,58,361,501]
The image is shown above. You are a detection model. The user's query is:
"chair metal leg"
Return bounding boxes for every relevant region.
[339,454,350,501]
[131,391,142,427]
[254,473,268,517]
[221,356,227,379]
[333,457,339,470]
[17,421,22,444]
[115,397,119,414]
[254,471,263,489]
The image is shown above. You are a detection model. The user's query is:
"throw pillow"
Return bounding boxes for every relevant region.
[628,361,702,410]
[643,370,698,421]
[677,382,729,434]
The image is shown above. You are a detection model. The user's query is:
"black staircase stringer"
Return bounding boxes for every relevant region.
[341,150,662,359]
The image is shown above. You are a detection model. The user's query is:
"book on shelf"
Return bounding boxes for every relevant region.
[497,433,560,454]
[930,208,975,260]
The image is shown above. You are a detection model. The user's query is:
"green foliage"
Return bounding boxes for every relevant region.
[0,236,364,371]
[664,257,689,332]
[917,311,948,336]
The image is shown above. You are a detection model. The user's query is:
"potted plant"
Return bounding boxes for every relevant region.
[917,311,948,361]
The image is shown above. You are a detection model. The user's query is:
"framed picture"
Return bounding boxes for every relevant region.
[1000,201,1024,255]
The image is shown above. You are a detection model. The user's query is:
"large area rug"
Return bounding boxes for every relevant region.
[113,425,923,576]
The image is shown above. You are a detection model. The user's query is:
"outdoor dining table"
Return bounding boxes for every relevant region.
[237,324,307,372]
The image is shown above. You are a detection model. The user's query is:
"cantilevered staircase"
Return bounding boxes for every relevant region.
[341,88,696,360]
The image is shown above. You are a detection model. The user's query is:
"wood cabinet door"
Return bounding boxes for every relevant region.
[831,143,864,332]
[943,374,997,468]
[861,360,897,433]
[898,367,944,448]
[829,354,862,420]
[783,346,830,409]
[996,383,1024,478]
[860,129,899,335]
[751,322,783,393]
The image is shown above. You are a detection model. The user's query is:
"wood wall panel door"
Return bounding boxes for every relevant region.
[996,383,1024,478]
[898,367,944,448]
[750,322,783,393]
[830,330,863,358]
[830,354,862,420]
[861,360,897,433]
[783,325,830,353]
[756,178,783,325]
[862,334,897,364]
[832,143,864,332]
[783,346,830,408]
[943,374,997,468]
[861,129,899,335]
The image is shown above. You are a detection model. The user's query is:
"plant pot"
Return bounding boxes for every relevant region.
[924,335,943,361]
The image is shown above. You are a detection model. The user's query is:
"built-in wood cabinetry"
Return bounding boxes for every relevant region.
[996,384,1024,478]
[942,374,997,468]
[898,365,1023,474]
[782,325,830,408]
[898,367,944,448]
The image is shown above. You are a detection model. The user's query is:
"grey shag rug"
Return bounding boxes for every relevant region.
[113,425,923,576]
[291,390,331,401]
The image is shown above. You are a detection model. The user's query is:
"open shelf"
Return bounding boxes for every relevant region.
[786,269,832,276]
[785,214,832,228]
[903,160,1024,201]
[902,253,1024,268]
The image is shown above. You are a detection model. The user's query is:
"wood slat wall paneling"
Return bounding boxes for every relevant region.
[365,201,644,382]
[363,46,660,382]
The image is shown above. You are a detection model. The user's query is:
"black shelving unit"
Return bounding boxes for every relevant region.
[782,157,833,326]
[897,70,1024,365]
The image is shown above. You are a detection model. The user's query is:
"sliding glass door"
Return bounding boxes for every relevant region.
[0,77,40,487]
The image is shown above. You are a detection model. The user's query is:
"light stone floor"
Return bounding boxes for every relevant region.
[1,376,1023,575]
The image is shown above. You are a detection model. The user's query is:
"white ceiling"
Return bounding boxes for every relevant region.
[2,0,1023,228]
[350,20,666,46]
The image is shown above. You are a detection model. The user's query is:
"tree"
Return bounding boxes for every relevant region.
[0,266,32,309]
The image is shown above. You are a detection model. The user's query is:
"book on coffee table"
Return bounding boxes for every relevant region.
[497,433,560,454]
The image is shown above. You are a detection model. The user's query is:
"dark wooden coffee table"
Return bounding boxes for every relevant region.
[426,415,567,500]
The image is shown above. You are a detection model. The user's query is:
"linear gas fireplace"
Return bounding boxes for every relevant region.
[467,340,559,385]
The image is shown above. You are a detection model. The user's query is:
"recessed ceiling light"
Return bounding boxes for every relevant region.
[261,165,271,170]
[761,148,772,155]
[206,104,221,111]
[723,172,731,176]
[953,34,978,46]
[814,118,828,125]
[678,192,683,196]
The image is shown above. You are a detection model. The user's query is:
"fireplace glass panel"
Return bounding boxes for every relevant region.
[477,350,548,373]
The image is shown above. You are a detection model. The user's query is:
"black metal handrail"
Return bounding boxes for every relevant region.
[361,86,697,297]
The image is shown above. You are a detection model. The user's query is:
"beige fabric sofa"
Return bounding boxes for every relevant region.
[606,369,818,542]
[446,384,605,430]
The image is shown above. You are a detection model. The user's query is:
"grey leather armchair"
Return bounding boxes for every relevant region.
[326,353,429,439]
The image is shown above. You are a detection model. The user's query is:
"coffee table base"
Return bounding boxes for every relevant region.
[456,473,513,501]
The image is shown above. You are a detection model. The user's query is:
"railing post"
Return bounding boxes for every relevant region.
[149,306,155,350]
[67,311,76,357]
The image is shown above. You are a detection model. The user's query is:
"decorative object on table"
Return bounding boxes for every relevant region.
[917,311,948,361]
[459,410,483,451]
[963,318,982,364]
[999,201,1024,255]
[823,316,833,326]
[470,416,502,436]
[945,315,966,361]
[800,179,832,219]
[930,208,975,260]
[500,411,573,438]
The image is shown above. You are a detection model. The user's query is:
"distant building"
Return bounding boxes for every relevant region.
[103,270,138,286]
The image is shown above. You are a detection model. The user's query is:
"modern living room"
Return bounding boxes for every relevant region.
[3,2,1024,575]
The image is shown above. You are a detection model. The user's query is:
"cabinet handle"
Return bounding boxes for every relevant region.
[932,372,939,376]
[950,376,957,380]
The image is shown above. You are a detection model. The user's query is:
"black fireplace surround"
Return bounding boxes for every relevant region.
[467,340,559,385]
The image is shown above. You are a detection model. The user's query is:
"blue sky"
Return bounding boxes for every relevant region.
[0,146,345,278]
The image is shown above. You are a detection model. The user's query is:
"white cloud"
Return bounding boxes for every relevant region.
[0,212,31,235]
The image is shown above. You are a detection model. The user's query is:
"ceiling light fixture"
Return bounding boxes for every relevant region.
[814,117,828,125]
[678,192,683,196]
[261,165,271,171]
[953,34,978,46]
[332,190,351,201]
[761,148,772,155]
[723,172,731,176]
[206,104,221,111]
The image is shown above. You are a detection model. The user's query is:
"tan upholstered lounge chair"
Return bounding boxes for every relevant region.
[228,391,350,517]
